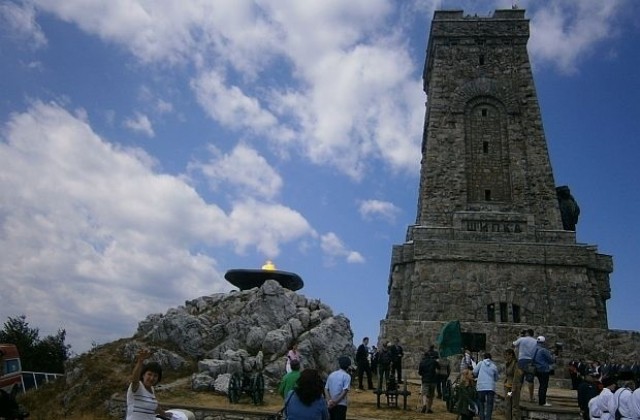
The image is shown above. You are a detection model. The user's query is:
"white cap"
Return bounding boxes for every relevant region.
[537,336,546,343]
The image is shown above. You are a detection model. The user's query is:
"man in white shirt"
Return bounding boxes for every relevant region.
[609,383,634,420]
[325,356,352,420]
[589,394,603,420]
[512,329,537,403]
[597,377,618,420]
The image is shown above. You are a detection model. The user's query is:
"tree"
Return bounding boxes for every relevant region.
[0,315,70,373]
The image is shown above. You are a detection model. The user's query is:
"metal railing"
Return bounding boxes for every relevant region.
[20,371,64,391]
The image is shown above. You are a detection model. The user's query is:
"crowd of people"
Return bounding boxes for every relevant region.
[417,328,561,420]
[354,336,405,392]
[571,360,640,420]
[273,331,560,420]
[276,337,407,420]
[123,333,640,420]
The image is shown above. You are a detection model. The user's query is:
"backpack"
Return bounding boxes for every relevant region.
[379,350,392,366]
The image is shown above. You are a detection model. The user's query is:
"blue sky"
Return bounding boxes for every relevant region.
[1,0,638,355]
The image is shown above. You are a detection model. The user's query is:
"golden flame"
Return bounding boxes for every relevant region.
[261,260,276,270]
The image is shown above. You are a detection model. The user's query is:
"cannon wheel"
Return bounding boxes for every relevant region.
[251,372,265,405]
[228,372,242,403]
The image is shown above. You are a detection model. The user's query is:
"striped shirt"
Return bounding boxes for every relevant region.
[126,381,158,419]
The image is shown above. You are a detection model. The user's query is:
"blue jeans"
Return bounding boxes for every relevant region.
[478,390,495,420]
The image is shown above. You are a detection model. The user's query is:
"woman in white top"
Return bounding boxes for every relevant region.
[126,349,173,420]
[286,343,302,373]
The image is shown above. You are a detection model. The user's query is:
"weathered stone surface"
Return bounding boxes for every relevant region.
[191,372,216,391]
[379,9,635,382]
[133,280,354,388]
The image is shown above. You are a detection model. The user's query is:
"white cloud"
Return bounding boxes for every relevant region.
[0,0,47,49]
[191,70,285,136]
[26,1,629,178]
[189,143,283,201]
[359,199,401,223]
[0,101,317,351]
[526,0,625,73]
[124,112,155,137]
[226,199,317,258]
[32,1,423,179]
[269,43,424,179]
[31,0,279,70]
[320,232,365,265]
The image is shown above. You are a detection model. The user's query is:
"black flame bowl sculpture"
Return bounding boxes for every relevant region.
[224,268,304,291]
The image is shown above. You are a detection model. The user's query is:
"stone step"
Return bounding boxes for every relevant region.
[495,386,581,419]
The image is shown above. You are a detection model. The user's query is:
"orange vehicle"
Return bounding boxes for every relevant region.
[0,344,23,393]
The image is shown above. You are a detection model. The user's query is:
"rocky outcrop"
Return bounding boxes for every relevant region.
[127,280,355,390]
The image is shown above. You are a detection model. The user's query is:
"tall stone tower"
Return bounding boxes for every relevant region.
[379,9,633,374]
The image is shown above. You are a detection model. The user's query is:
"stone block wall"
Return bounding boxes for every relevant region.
[387,238,612,330]
[418,9,562,231]
[380,319,640,382]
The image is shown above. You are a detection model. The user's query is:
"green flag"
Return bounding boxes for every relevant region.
[436,320,462,358]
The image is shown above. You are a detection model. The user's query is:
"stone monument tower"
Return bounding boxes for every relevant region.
[379,9,637,374]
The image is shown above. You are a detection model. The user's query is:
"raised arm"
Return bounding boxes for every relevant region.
[130,348,152,392]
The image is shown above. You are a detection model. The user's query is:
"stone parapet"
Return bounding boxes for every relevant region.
[393,237,611,269]
[406,223,577,244]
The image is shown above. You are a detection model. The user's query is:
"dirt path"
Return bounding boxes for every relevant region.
[159,382,460,420]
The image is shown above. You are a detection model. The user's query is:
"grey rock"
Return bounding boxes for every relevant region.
[191,372,215,391]
[213,372,231,394]
[127,280,354,390]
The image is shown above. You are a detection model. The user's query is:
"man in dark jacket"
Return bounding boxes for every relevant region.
[577,373,599,420]
[532,336,556,406]
[418,350,439,413]
[389,338,404,384]
[355,337,374,390]
[377,342,392,391]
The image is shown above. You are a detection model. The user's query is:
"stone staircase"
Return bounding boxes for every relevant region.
[499,386,582,420]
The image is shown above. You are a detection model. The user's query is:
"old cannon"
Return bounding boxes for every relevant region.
[227,370,265,405]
